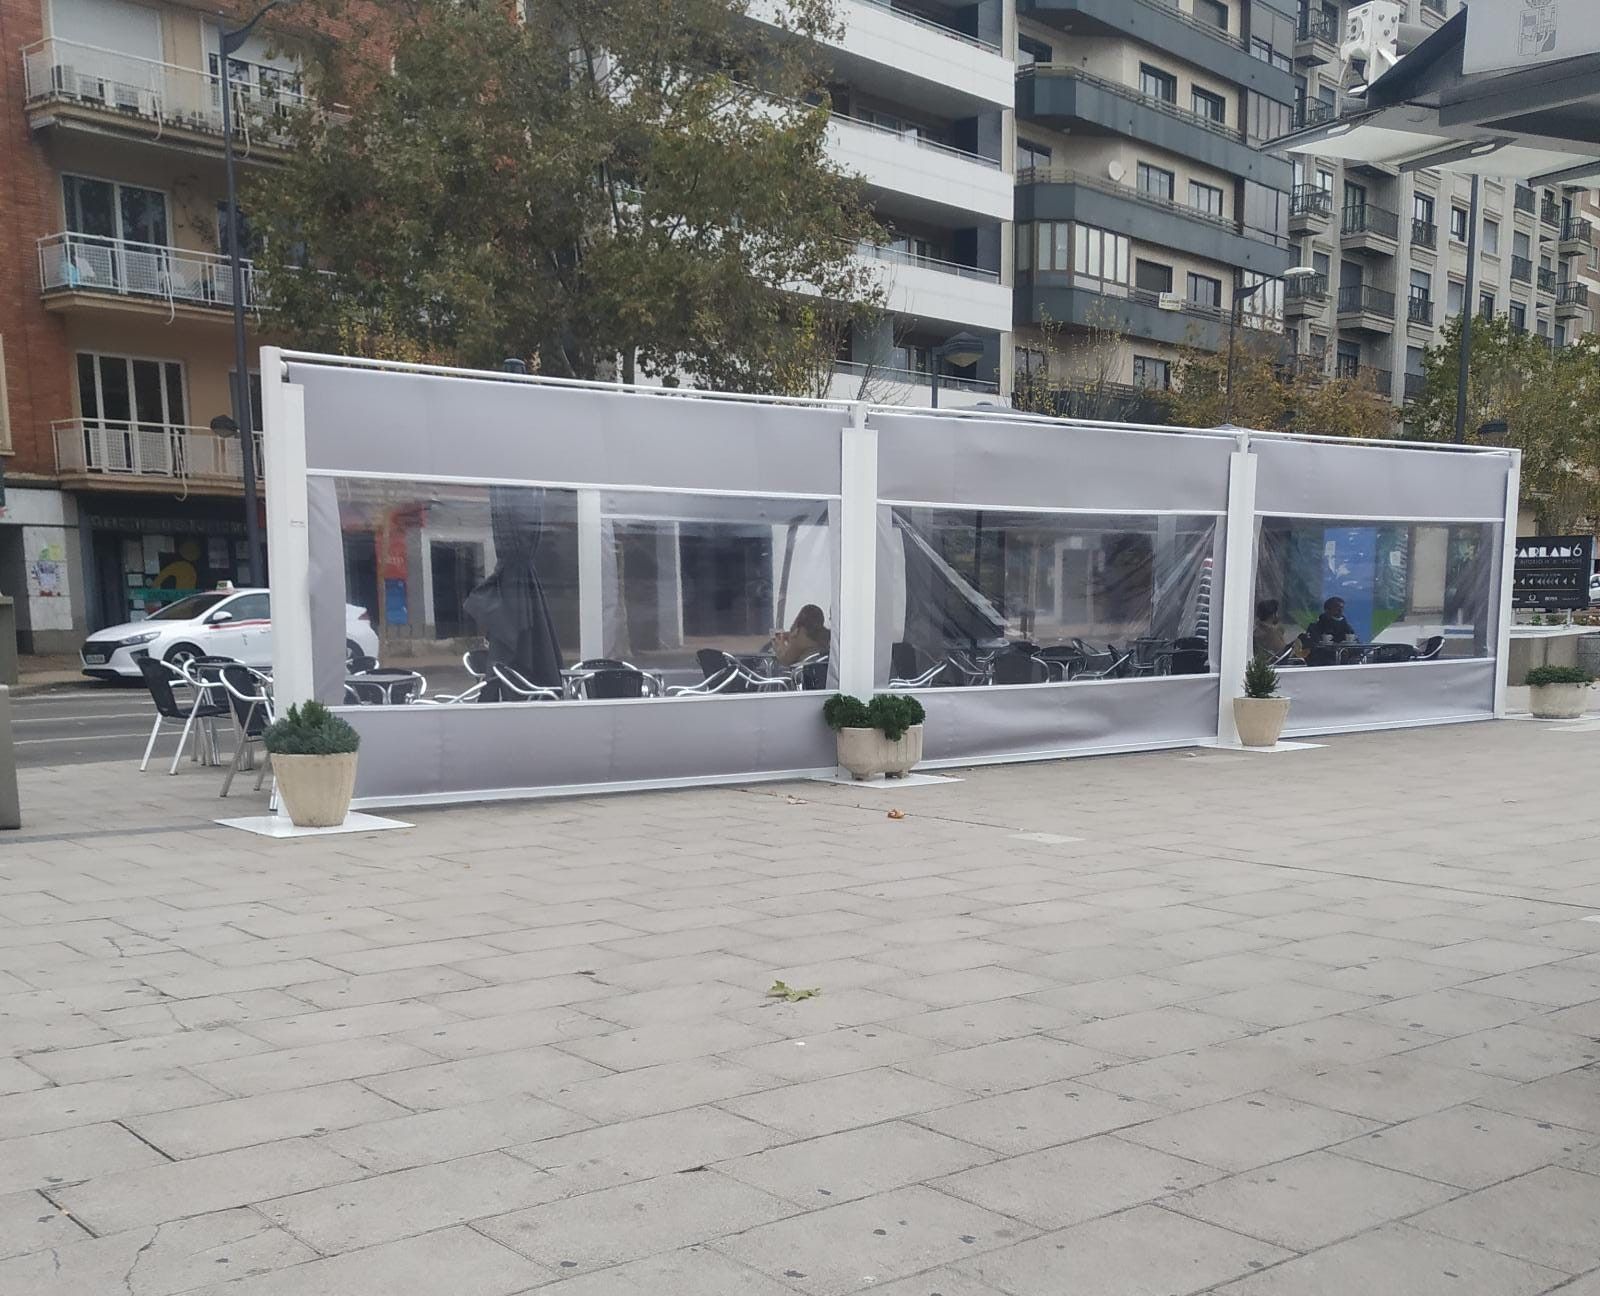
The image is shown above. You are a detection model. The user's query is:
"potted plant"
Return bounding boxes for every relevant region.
[1525,665,1596,719]
[824,693,926,780]
[263,701,361,828]
[1233,654,1291,748]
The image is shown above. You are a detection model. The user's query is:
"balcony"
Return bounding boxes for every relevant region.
[1295,10,1339,63]
[1511,255,1533,284]
[1404,372,1427,402]
[854,241,1011,332]
[1284,271,1329,315]
[1018,0,1296,100]
[1411,218,1438,250]
[22,37,312,160]
[39,232,259,319]
[1370,368,1393,397]
[1293,99,1336,130]
[1556,282,1590,314]
[1341,203,1401,255]
[1015,276,1233,350]
[828,361,999,409]
[1538,267,1558,295]
[1014,166,1291,274]
[1541,199,1562,227]
[1290,185,1334,232]
[1016,65,1289,187]
[1337,283,1396,333]
[1407,293,1435,327]
[1560,219,1593,253]
[54,421,263,495]
[827,113,1011,222]
[1514,187,1537,216]
[1420,0,1446,15]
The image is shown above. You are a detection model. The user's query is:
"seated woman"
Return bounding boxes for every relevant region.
[1252,599,1301,661]
[773,604,831,666]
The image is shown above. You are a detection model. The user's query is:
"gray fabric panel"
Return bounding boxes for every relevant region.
[1279,659,1497,734]
[908,676,1220,763]
[1254,439,1510,520]
[343,695,837,802]
[286,364,843,496]
[306,478,349,705]
[873,413,1235,512]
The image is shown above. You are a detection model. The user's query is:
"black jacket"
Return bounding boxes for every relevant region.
[1307,613,1358,643]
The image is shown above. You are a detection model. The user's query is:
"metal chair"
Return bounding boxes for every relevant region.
[1365,643,1418,663]
[1416,635,1446,661]
[218,664,275,798]
[491,662,563,701]
[793,653,830,691]
[991,645,1050,685]
[565,658,662,700]
[136,656,228,774]
[1075,649,1134,680]
[433,649,491,704]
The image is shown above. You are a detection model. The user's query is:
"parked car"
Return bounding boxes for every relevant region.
[80,587,378,681]
[1590,571,1600,606]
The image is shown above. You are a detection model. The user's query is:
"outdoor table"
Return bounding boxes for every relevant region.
[347,671,424,704]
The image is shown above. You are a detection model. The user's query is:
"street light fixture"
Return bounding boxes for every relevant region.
[1225,266,1316,424]
[930,332,988,410]
[218,0,296,586]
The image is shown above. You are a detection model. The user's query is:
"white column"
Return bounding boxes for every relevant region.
[261,346,313,713]
[1215,435,1258,746]
[837,403,877,698]
[576,489,604,662]
[1493,449,1522,718]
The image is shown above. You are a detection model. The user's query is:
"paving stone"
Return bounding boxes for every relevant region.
[394,1005,615,1060]
[0,1187,86,1261]
[191,1037,441,1097]
[356,1045,608,1109]
[1117,1092,1380,1172]
[938,1133,1219,1229]
[847,1268,1010,1296]
[1409,1166,1600,1273]
[288,966,486,1010]
[477,1171,795,1274]
[50,1138,363,1235]
[535,1244,803,1296]
[897,1035,1121,1095]
[1403,1022,1600,1081]
[1055,1006,1251,1060]
[1418,939,1581,974]
[241,999,460,1048]
[719,1067,970,1139]
[1272,1055,1516,1123]
[555,1016,778,1071]
[728,1026,941,1082]
[1185,981,1378,1029]
[715,1184,1028,1296]
[0,1206,316,1295]
[125,1082,408,1158]
[1337,1104,1596,1189]
[913,1082,1165,1155]
[549,1055,775,1122]
[1023,974,1207,1019]
[1475,1067,1600,1132]
[0,1069,229,1140]
[878,968,1059,1010]
[1210,1222,1568,1296]
[0,1121,167,1194]
[956,1204,1291,1296]
[323,1094,592,1173]
[717,1120,994,1206]
[887,999,1085,1050]
[1351,987,1544,1036]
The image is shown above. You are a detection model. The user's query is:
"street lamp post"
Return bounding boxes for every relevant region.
[218,0,292,585]
[930,332,988,410]
[1454,174,1481,444]
[1225,267,1315,424]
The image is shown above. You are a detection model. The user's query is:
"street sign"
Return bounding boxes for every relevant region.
[1463,0,1600,75]
[1513,534,1595,611]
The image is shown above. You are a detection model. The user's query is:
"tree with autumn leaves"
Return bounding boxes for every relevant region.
[248,0,883,391]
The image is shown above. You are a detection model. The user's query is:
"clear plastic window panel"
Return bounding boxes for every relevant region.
[877,508,1220,688]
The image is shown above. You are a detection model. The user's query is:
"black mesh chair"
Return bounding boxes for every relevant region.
[795,654,830,691]
[491,662,562,701]
[218,664,275,797]
[991,646,1049,685]
[137,656,228,774]
[1366,643,1418,663]
[1417,635,1446,660]
[1307,644,1342,667]
[566,658,661,700]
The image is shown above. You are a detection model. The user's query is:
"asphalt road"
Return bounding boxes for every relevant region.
[7,683,167,768]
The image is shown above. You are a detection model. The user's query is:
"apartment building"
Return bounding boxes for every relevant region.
[0,0,324,651]
[1010,0,1301,394]
[1282,0,1597,407]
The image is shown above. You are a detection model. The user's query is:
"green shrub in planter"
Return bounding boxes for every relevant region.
[265,701,361,756]
[1243,654,1280,699]
[823,693,926,740]
[1525,665,1596,687]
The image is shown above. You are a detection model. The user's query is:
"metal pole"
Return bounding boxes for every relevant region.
[221,51,265,583]
[1224,300,1240,424]
[0,686,19,830]
[930,367,940,409]
[1455,173,1480,444]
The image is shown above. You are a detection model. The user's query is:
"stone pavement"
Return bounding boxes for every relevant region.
[5,717,1600,1295]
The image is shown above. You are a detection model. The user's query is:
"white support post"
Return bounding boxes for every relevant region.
[1215,435,1259,747]
[576,489,604,662]
[1493,449,1522,718]
[837,403,878,698]
[262,347,314,713]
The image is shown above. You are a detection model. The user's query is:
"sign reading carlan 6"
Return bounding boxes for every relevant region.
[1513,535,1595,611]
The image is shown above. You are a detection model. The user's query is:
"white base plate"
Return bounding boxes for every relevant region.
[1196,738,1325,754]
[809,771,961,789]
[216,812,413,839]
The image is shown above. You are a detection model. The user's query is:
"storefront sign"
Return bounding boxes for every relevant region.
[1513,534,1595,610]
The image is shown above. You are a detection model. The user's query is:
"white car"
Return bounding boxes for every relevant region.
[80,587,378,681]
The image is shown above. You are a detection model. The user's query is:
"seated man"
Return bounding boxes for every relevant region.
[1306,597,1359,646]
[1252,599,1298,660]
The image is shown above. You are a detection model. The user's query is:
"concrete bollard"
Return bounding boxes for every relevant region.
[0,686,18,830]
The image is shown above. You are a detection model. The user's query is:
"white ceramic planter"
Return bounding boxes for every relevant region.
[272,752,359,828]
[1233,696,1291,748]
[836,724,924,780]
[1529,682,1593,720]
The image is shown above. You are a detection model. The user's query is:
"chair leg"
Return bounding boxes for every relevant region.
[219,735,249,798]
[253,750,272,792]
[169,709,200,776]
[139,716,165,772]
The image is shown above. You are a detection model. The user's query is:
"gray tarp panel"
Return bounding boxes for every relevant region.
[1253,438,1511,520]
[307,478,348,705]
[285,363,844,497]
[1278,658,1497,735]
[873,412,1235,513]
[342,694,836,804]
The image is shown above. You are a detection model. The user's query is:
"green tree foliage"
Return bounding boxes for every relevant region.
[250,0,883,391]
[1408,315,1600,533]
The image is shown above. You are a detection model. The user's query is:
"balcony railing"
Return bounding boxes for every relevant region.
[1541,199,1562,226]
[1297,10,1338,41]
[1291,184,1334,219]
[1538,267,1558,294]
[39,232,259,311]
[833,360,999,395]
[1132,0,1248,51]
[831,111,1002,168]
[1342,203,1401,239]
[22,37,313,149]
[1371,368,1393,396]
[1511,255,1533,283]
[55,420,263,485]
[1514,187,1537,215]
[1015,165,1244,237]
[1557,282,1590,307]
[1420,0,1445,12]
[1411,218,1438,249]
[853,0,1002,52]
[1404,372,1427,401]
[1338,284,1396,317]
[1020,65,1244,141]
[1408,292,1434,325]
[1561,219,1593,243]
[854,240,1000,282]
[1293,98,1336,129]
[1286,271,1329,302]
